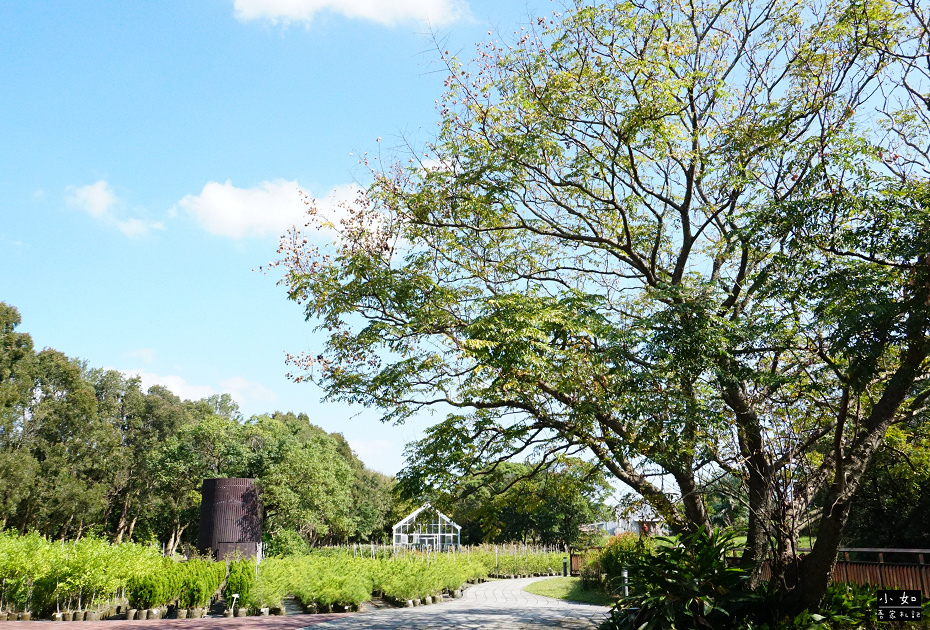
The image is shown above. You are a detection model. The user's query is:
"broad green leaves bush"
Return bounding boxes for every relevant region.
[771,582,930,630]
[602,528,762,630]
[598,533,655,588]
[263,529,310,558]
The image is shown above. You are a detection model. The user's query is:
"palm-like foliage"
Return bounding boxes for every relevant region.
[605,528,762,630]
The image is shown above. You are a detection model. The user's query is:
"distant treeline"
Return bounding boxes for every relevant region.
[0,302,396,554]
[1,302,621,553]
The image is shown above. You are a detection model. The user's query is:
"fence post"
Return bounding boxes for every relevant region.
[622,568,629,598]
[920,554,927,599]
[878,552,885,589]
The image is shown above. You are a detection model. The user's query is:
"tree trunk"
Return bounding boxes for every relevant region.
[19,498,34,534]
[768,496,805,597]
[721,381,773,585]
[59,514,74,541]
[167,523,187,557]
[127,514,138,541]
[671,469,710,533]
[783,286,929,615]
[165,529,177,558]
[115,494,132,543]
[99,492,115,533]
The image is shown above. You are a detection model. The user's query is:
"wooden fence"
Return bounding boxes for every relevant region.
[570,548,600,576]
[741,548,930,597]
[570,553,584,575]
[750,548,930,597]
[833,548,930,596]
[574,546,930,597]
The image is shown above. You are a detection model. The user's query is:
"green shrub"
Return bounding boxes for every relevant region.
[602,527,763,630]
[290,556,372,608]
[598,533,654,587]
[263,530,309,558]
[814,582,874,627]
[178,560,226,608]
[769,582,930,630]
[127,573,163,610]
[580,550,603,590]
[245,558,287,609]
[223,560,255,606]
[0,533,568,616]
[468,546,562,576]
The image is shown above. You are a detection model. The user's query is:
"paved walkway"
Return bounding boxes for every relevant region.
[307,576,610,629]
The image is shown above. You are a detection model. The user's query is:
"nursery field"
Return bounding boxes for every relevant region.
[0,533,565,620]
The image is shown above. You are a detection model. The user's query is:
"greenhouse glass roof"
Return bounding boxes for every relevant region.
[392,503,461,550]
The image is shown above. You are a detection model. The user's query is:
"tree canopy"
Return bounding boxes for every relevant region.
[278,0,930,613]
[420,457,611,548]
[0,303,395,551]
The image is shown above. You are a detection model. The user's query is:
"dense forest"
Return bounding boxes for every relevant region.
[0,302,395,554]
[0,301,617,553]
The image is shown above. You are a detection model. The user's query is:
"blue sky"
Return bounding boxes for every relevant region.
[1,0,554,475]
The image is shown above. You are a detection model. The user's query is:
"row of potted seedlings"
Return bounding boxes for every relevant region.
[124,606,208,620]
[0,605,208,621]
[488,571,560,578]
[225,606,285,616]
[0,612,32,621]
[45,604,210,621]
[377,586,466,609]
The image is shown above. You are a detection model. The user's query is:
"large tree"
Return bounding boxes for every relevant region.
[0,304,36,530]
[422,458,611,547]
[277,0,929,613]
[0,303,398,551]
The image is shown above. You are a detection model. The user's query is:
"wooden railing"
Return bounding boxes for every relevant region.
[738,547,930,597]
[833,548,930,596]
[579,546,930,597]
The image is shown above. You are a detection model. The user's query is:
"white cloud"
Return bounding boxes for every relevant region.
[121,369,277,410]
[220,376,277,404]
[67,180,117,218]
[123,369,218,402]
[178,179,303,238]
[117,218,164,237]
[179,179,361,239]
[233,0,468,26]
[65,180,163,237]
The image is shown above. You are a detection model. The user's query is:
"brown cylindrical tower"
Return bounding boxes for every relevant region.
[198,478,262,560]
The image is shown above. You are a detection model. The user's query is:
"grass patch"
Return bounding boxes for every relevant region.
[524,577,616,607]
[730,535,816,550]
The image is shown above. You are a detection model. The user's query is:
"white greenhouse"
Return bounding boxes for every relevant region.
[392,503,461,550]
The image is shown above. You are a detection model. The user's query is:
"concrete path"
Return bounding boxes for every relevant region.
[307,576,611,629]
